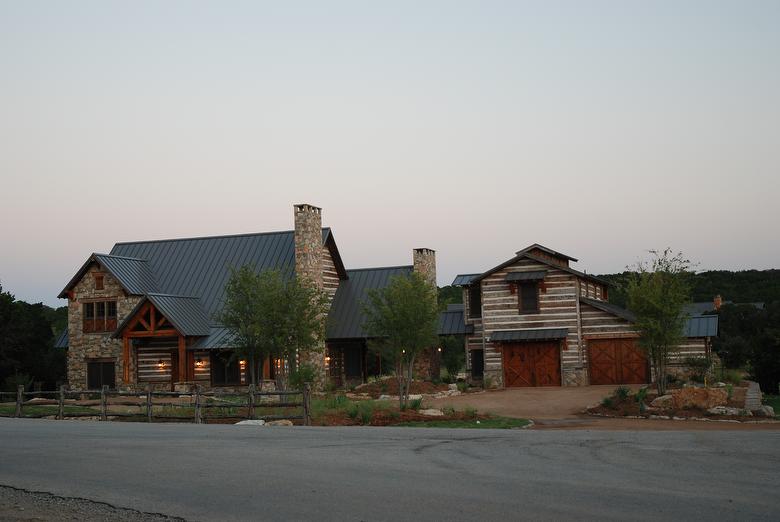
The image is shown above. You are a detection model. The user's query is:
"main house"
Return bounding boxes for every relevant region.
[57,204,449,391]
[452,244,718,388]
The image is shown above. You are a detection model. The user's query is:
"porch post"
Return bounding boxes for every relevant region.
[122,336,131,384]
[178,335,187,382]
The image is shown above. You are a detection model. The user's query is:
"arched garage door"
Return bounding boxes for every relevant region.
[588,338,648,385]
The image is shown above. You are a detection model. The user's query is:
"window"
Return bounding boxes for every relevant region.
[468,284,482,318]
[211,352,243,386]
[518,282,539,313]
[95,274,104,290]
[87,360,115,390]
[82,300,118,333]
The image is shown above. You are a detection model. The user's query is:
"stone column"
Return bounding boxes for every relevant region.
[294,204,326,388]
[412,248,440,380]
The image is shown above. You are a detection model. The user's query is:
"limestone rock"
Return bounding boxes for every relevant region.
[707,406,749,416]
[671,387,728,410]
[419,409,444,417]
[448,383,458,391]
[235,419,266,426]
[650,395,674,409]
[752,405,775,418]
[408,394,423,401]
[266,419,294,426]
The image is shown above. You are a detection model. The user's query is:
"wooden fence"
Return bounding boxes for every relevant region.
[0,384,311,425]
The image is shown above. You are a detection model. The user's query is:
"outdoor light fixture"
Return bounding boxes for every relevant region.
[239,360,247,370]
[195,358,203,368]
[325,356,331,363]
[157,359,165,369]
[437,347,442,352]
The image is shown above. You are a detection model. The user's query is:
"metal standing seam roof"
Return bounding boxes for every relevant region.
[490,328,570,342]
[438,304,475,336]
[581,297,719,338]
[189,326,237,350]
[505,270,547,282]
[113,294,211,338]
[57,253,159,298]
[54,328,68,349]
[452,274,480,286]
[326,266,413,339]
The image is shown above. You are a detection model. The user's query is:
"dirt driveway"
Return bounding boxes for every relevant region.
[427,386,780,431]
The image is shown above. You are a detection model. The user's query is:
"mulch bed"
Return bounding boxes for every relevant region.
[353,378,450,399]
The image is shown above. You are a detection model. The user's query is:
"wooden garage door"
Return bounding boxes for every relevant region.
[502,342,561,387]
[588,338,649,385]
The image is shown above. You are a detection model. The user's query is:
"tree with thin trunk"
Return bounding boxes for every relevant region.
[626,249,693,395]
[218,267,328,389]
[363,272,439,409]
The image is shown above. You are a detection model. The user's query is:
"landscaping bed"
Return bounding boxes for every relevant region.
[352,378,451,399]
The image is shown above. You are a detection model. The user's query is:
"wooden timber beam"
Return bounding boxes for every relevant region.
[178,335,187,383]
[122,336,130,384]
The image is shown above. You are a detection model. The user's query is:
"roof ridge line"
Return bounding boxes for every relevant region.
[146,293,200,299]
[113,229,299,246]
[94,253,148,261]
[346,265,413,272]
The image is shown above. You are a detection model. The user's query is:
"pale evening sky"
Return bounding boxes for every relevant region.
[1,1,778,307]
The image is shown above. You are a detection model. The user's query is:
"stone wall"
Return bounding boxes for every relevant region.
[412,248,440,380]
[67,265,141,390]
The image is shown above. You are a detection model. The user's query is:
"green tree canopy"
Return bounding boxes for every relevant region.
[363,272,439,407]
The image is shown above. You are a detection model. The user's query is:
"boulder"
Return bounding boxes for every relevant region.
[265,419,294,426]
[671,387,728,410]
[707,406,749,417]
[448,383,458,391]
[408,394,423,401]
[235,420,266,426]
[419,409,444,417]
[650,395,674,409]
[751,405,775,418]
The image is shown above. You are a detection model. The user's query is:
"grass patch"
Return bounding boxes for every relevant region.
[0,405,99,416]
[396,417,530,429]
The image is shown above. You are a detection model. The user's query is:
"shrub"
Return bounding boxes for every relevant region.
[442,406,455,416]
[359,407,374,425]
[289,363,318,391]
[456,381,469,393]
[409,398,423,411]
[684,356,712,383]
[635,387,648,404]
[601,397,614,409]
[346,404,359,420]
[464,406,477,419]
[614,386,631,401]
[380,382,389,393]
[719,368,744,385]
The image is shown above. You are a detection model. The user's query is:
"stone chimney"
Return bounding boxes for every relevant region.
[714,294,723,311]
[413,248,437,288]
[294,204,323,288]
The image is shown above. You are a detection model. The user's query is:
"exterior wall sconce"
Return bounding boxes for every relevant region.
[239,360,247,371]
[195,358,204,368]
[437,347,442,352]
[157,359,165,370]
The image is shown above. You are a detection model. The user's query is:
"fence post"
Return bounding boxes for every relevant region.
[15,385,23,418]
[146,385,152,423]
[58,385,65,420]
[100,385,108,421]
[194,385,202,424]
[303,383,311,426]
[247,384,255,420]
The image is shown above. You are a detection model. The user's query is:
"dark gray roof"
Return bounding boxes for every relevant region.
[684,315,719,338]
[490,328,569,342]
[438,305,474,336]
[113,294,211,337]
[452,274,480,286]
[468,249,609,286]
[581,297,719,338]
[580,297,636,322]
[326,266,413,339]
[189,327,237,350]
[506,270,547,282]
[54,329,68,349]
[58,253,158,298]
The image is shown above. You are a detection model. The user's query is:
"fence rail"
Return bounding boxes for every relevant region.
[0,384,311,425]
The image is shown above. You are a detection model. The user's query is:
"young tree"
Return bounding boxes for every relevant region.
[363,272,439,408]
[218,267,328,388]
[626,249,693,395]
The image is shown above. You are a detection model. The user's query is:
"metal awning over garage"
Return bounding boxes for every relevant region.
[490,328,569,342]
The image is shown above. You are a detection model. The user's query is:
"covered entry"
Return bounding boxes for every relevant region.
[588,337,648,385]
[493,329,567,387]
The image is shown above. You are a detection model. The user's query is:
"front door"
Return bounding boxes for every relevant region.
[502,342,561,387]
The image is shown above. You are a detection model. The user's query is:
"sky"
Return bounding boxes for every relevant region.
[1,1,778,307]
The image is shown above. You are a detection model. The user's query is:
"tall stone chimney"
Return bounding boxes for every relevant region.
[713,294,723,311]
[412,248,440,380]
[413,248,437,288]
[294,204,323,288]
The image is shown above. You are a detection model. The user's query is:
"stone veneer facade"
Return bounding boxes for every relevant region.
[66,265,141,390]
[412,248,440,380]
[294,204,328,387]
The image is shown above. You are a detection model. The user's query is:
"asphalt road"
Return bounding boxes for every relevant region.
[0,419,778,521]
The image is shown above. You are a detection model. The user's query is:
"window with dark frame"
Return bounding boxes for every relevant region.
[95,274,104,290]
[468,284,482,318]
[87,360,115,390]
[82,300,118,333]
[518,282,540,313]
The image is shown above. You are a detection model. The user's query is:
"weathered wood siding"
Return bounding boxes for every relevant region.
[136,346,174,383]
[322,245,340,304]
